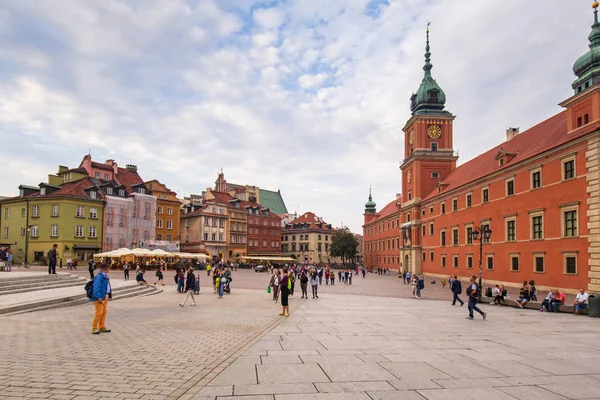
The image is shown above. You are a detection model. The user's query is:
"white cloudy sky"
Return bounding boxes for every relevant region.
[0,0,593,232]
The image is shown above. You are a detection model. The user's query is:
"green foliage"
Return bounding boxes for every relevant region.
[329,227,359,264]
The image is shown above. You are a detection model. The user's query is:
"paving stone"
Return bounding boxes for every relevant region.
[497,385,569,399]
[380,363,453,380]
[194,385,233,397]
[314,381,395,393]
[317,362,396,382]
[260,355,302,365]
[275,393,371,400]
[417,387,519,400]
[538,384,600,399]
[367,391,428,400]
[257,365,329,384]
[234,383,317,396]
[299,355,364,364]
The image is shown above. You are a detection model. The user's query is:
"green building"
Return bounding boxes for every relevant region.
[0,178,105,264]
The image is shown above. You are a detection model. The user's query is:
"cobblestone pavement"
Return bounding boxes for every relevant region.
[0,287,306,400]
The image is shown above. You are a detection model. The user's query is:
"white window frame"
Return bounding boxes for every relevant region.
[452,227,459,246]
[52,204,59,217]
[157,206,163,214]
[530,168,542,190]
[440,229,447,247]
[3,226,8,239]
[466,192,472,208]
[533,253,545,274]
[21,227,25,237]
[75,225,84,238]
[4,208,8,219]
[561,203,579,238]
[429,222,434,235]
[505,216,517,242]
[32,205,39,218]
[89,207,98,219]
[106,187,113,195]
[31,225,39,237]
[510,253,520,272]
[76,206,84,218]
[119,189,125,197]
[157,220,163,228]
[166,220,173,230]
[89,226,97,238]
[530,210,544,240]
[506,177,515,197]
[486,254,494,270]
[466,254,473,269]
[90,191,97,199]
[51,224,58,237]
[563,252,578,275]
[167,208,173,215]
[562,156,576,181]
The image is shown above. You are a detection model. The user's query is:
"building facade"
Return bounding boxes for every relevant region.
[281,212,337,264]
[0,179,104,264]
[246,203,282,256]
[364,7,600,293]
[145,179,181,251]
[363,192,403,270]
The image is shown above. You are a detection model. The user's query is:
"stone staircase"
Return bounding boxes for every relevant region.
[0,273,161,316]
[0,273,87,296]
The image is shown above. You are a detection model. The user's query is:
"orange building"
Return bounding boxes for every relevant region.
[364,8,600,293]
[363,191,402,270]
[145,180,181,250]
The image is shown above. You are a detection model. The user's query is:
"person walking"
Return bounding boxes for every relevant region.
[451,275,464,306]
[325,269,330,285]
[362,268,366,279]
[348,270,352,285]
[412,275,419,298]
[466,275,486,320]
[279,267,291,317]
[317,267,323,285]
[338,270,342,283]
[123,262,130,281]
[177,268,185,293]
[310,270,319,299]
[216,269,224,299]
[206,263,211,277]
[0,247,6,271]
[47,244,58,274]
[154,266,164,286]
[91,264,112,334]
[180,267,197,307]
[6,249,12,272]
[289,272,296,298]
[330,270,335,286]
[300,270,308,298]
[88,257,95,280]
[270,269,280,301]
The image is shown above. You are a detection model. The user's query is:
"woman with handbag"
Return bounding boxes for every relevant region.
[269,269,280,301]
[179,267,197,307]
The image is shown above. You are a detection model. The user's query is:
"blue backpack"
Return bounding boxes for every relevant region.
[85,280,94,299]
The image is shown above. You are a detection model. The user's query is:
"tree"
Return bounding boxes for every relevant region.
[329,227,359,264]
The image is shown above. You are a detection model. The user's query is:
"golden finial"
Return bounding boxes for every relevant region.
[594,1,599,10]
[426,21,431,33]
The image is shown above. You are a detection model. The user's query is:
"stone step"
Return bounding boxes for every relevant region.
[0,284,161,316]
[0,278,88,296]
[0,274,78,287]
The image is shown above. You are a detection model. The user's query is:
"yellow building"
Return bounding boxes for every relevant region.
[0,179,104,264]
[281,212,340,264]
[145,180,181,250]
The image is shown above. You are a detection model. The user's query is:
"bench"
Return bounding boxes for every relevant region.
[480,296,588,315]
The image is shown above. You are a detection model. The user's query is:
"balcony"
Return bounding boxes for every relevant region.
[401,149,458,166]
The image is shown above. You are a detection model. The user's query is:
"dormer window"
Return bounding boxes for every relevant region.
[499,158,504,167]
[40,187,46,196]
[90,191,97,199]
[107,187,113,195]
[119,189,125,197]
[138,188,145,194]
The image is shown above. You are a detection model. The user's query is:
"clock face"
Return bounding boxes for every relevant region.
[408,130,414,145]
[427,124,442,139]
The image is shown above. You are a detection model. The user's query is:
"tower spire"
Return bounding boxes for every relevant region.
[572,2,600,93]
[424,22,432,77]
[365,186,376,214]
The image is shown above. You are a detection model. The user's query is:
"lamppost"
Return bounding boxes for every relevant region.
[470,225,492,301]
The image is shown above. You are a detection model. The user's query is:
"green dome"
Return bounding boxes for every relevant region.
[410,29,449,115]
[572,7,600,93]
[365,188,376,214]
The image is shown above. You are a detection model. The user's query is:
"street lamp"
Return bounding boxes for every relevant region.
[470,225,492,301]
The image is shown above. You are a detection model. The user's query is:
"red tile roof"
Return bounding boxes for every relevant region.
[423,111,580,201]
[285,212,333,231]
[116,167,144,192]
[209,191,237,207]
[27,178,103,200]
[368,199,401,223]
[91,161,114,171]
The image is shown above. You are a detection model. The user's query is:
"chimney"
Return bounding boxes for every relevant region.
[506,127,520,141]
[126,164,138,172]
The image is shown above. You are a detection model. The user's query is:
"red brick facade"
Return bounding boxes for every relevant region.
[364,11,600,292]
[245,202,282,256]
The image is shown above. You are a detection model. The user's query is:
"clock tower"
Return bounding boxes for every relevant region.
[401,25,458,204]
[399,25,458,275]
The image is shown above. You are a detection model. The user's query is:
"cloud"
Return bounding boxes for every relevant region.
[0,0,593,233]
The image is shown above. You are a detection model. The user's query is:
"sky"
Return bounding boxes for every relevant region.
[0,0,594,233]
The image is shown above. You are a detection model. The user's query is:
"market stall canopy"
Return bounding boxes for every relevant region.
[130,248,154,256]
[241,256,296,262]
[174,252,209,259]
[150,249,174,257]
[93,248,131,258]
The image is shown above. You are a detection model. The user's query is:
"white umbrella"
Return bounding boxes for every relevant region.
[151,249,174,257]
[130,248,153,256]
[175,252,209,259]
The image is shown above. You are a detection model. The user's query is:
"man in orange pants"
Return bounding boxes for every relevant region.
[91,264,112,334]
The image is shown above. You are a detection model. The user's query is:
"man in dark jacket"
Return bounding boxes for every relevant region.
[91,264,112,334]
[47,244,58,274]
[451,275,464,306]
[180,267,197,307]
